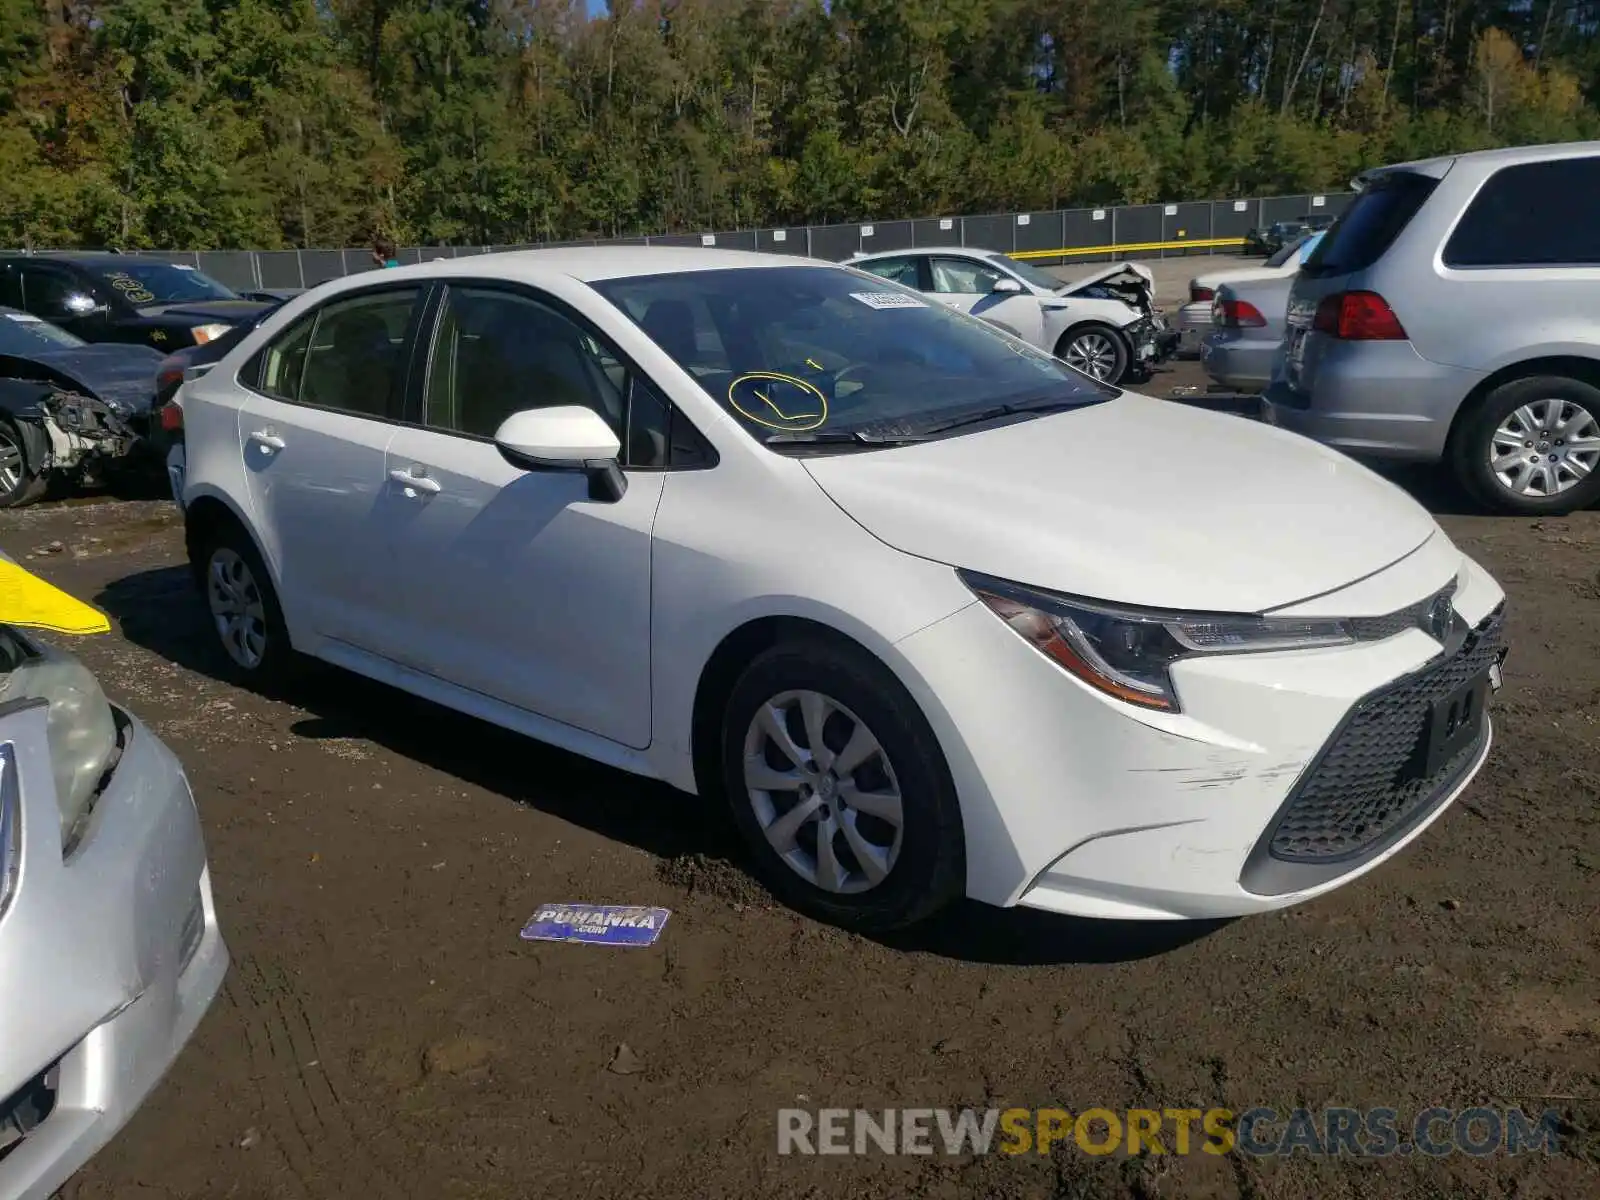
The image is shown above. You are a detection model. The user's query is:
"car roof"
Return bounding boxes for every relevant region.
[854,245,993,262]
[1365,139,1600,182]
[0,251,188,268]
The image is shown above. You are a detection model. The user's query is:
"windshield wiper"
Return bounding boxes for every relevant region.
[763,429,933,447]
[919,399,1094,436]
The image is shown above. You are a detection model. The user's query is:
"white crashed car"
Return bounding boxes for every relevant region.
[850,247,1176,385]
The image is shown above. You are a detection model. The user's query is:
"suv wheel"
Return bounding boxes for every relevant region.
[1453,375,1600,515]
[720,638,964,932]
[198,524,295,685]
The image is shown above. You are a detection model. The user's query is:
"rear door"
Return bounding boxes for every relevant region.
[1282,169,1441,395]
[235,283,426,654]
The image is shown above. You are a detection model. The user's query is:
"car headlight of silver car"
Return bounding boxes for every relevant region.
[0,626,119,853]
[960,570,1354,713]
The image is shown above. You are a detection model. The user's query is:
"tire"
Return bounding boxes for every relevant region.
[1451,375,1600,516]
[720,637,965,932]
[1057,323,1130,385]
[194,519,297,687]
[0,417,48,509]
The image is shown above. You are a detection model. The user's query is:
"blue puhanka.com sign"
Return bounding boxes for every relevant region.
[520,903,671,947]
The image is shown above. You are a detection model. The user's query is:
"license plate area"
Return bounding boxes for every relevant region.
[1419,669,1490,777]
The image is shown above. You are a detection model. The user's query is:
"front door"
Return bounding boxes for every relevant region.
[377,283,663,750]
[235,284,424,655]
[927,256,1046,346]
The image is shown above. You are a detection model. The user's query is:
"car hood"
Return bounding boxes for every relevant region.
[800,393,1438,613]
[136,299,272,324]
[1056,262,1154,293]
[0,344,163,412]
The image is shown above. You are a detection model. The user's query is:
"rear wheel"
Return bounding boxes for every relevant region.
[1452,375,1600,515]
[196,520,297,686]
[0,418,47,509]
[720,638,964,932]
[1057,323,1129,384]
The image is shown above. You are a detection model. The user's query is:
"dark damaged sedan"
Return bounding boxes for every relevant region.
[0,253,270,353]
[0,308,162,507]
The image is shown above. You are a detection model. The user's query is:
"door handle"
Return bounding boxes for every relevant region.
[389,467,441,496]
[249,429,286,452]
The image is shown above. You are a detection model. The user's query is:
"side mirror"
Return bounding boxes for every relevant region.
[493,406,627,503]
[991,277,1025,295]
[59,293,106,318]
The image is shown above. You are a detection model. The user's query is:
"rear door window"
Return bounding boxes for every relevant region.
[1302,172,1438,277]
[1442,157,1600,268]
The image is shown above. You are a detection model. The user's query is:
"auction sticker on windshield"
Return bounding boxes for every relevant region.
[850,292,926,310]
[521,904,671,947]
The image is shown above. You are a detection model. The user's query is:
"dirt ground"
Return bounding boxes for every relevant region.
[4,412,1598,1199]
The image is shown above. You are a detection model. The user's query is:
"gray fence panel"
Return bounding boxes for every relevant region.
[1210,198,1260,243]
[961,214,1012,253]
[300,250,346,285]
[1163,201,1212,257]
[649,233,715,248]
[714,230,759,252]
[593,236,649,247]
[394,247,423,266]
[1115,204,1163,250]
[1320,192,1355,217]
[197,250,258,290]
[757,228,806,255]
[808,224,860,261]
[860,219,913,254]
[1011,211,1066,265]
[1261,195,1312,225]
[911,218,958,248]
[1060,208,1114,264]
[256,251,304,289]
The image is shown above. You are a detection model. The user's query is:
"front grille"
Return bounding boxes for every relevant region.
[1348,579,1458,642]
[178,886,205,973]
[1259,603,1505,869]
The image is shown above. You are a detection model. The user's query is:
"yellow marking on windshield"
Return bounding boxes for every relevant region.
[728,371,829,432]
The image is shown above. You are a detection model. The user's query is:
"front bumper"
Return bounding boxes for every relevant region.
[891,537,1506,919]
[0,703,227,1200]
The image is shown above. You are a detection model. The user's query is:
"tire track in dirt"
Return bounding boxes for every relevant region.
[227,955,409,1198]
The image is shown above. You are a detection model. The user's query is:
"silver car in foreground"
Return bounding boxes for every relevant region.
[0,566,227,1199]
[1200,274,1296,393]
[1263,140,1600,515]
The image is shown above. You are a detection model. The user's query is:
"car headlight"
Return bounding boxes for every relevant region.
[190,322,231,344]
[0,628,118,853]
[960,571,1354,713]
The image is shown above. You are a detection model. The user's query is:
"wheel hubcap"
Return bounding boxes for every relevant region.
[1490,398,1600,497]
[1065,333,1117,381]
[742,689,903,895]
[207,548,268,669]
[0,429,23,493]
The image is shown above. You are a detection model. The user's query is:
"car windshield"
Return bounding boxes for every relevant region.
[592,265,1118,450]
[85,261,239,306]
[987,254,1067,291]
[0,309,85,352]
[1264,236,1310,268]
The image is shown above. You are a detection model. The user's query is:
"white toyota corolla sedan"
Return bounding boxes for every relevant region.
[174,247,1507,931]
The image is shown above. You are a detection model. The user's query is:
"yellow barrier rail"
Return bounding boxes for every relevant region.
[1009,236,1247,261]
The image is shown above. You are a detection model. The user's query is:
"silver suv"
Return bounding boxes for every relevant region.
[1262,141,1600,515]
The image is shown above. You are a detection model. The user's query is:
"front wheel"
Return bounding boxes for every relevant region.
[1451,375,1600,515]
[0,417,47,508]
[1057,324,1130,384]
[721,639,964,932]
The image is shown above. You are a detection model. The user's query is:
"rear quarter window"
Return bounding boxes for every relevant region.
[1442,157,1600,268]
[1302,172,1439,277]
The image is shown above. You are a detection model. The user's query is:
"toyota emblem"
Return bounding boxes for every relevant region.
[1426,593,1454,641]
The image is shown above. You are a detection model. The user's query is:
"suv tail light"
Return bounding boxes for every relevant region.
[1312,291,1408,340]
[1189,285,1214,303]
[1213,298,1266,328]
[159,403,183,433]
